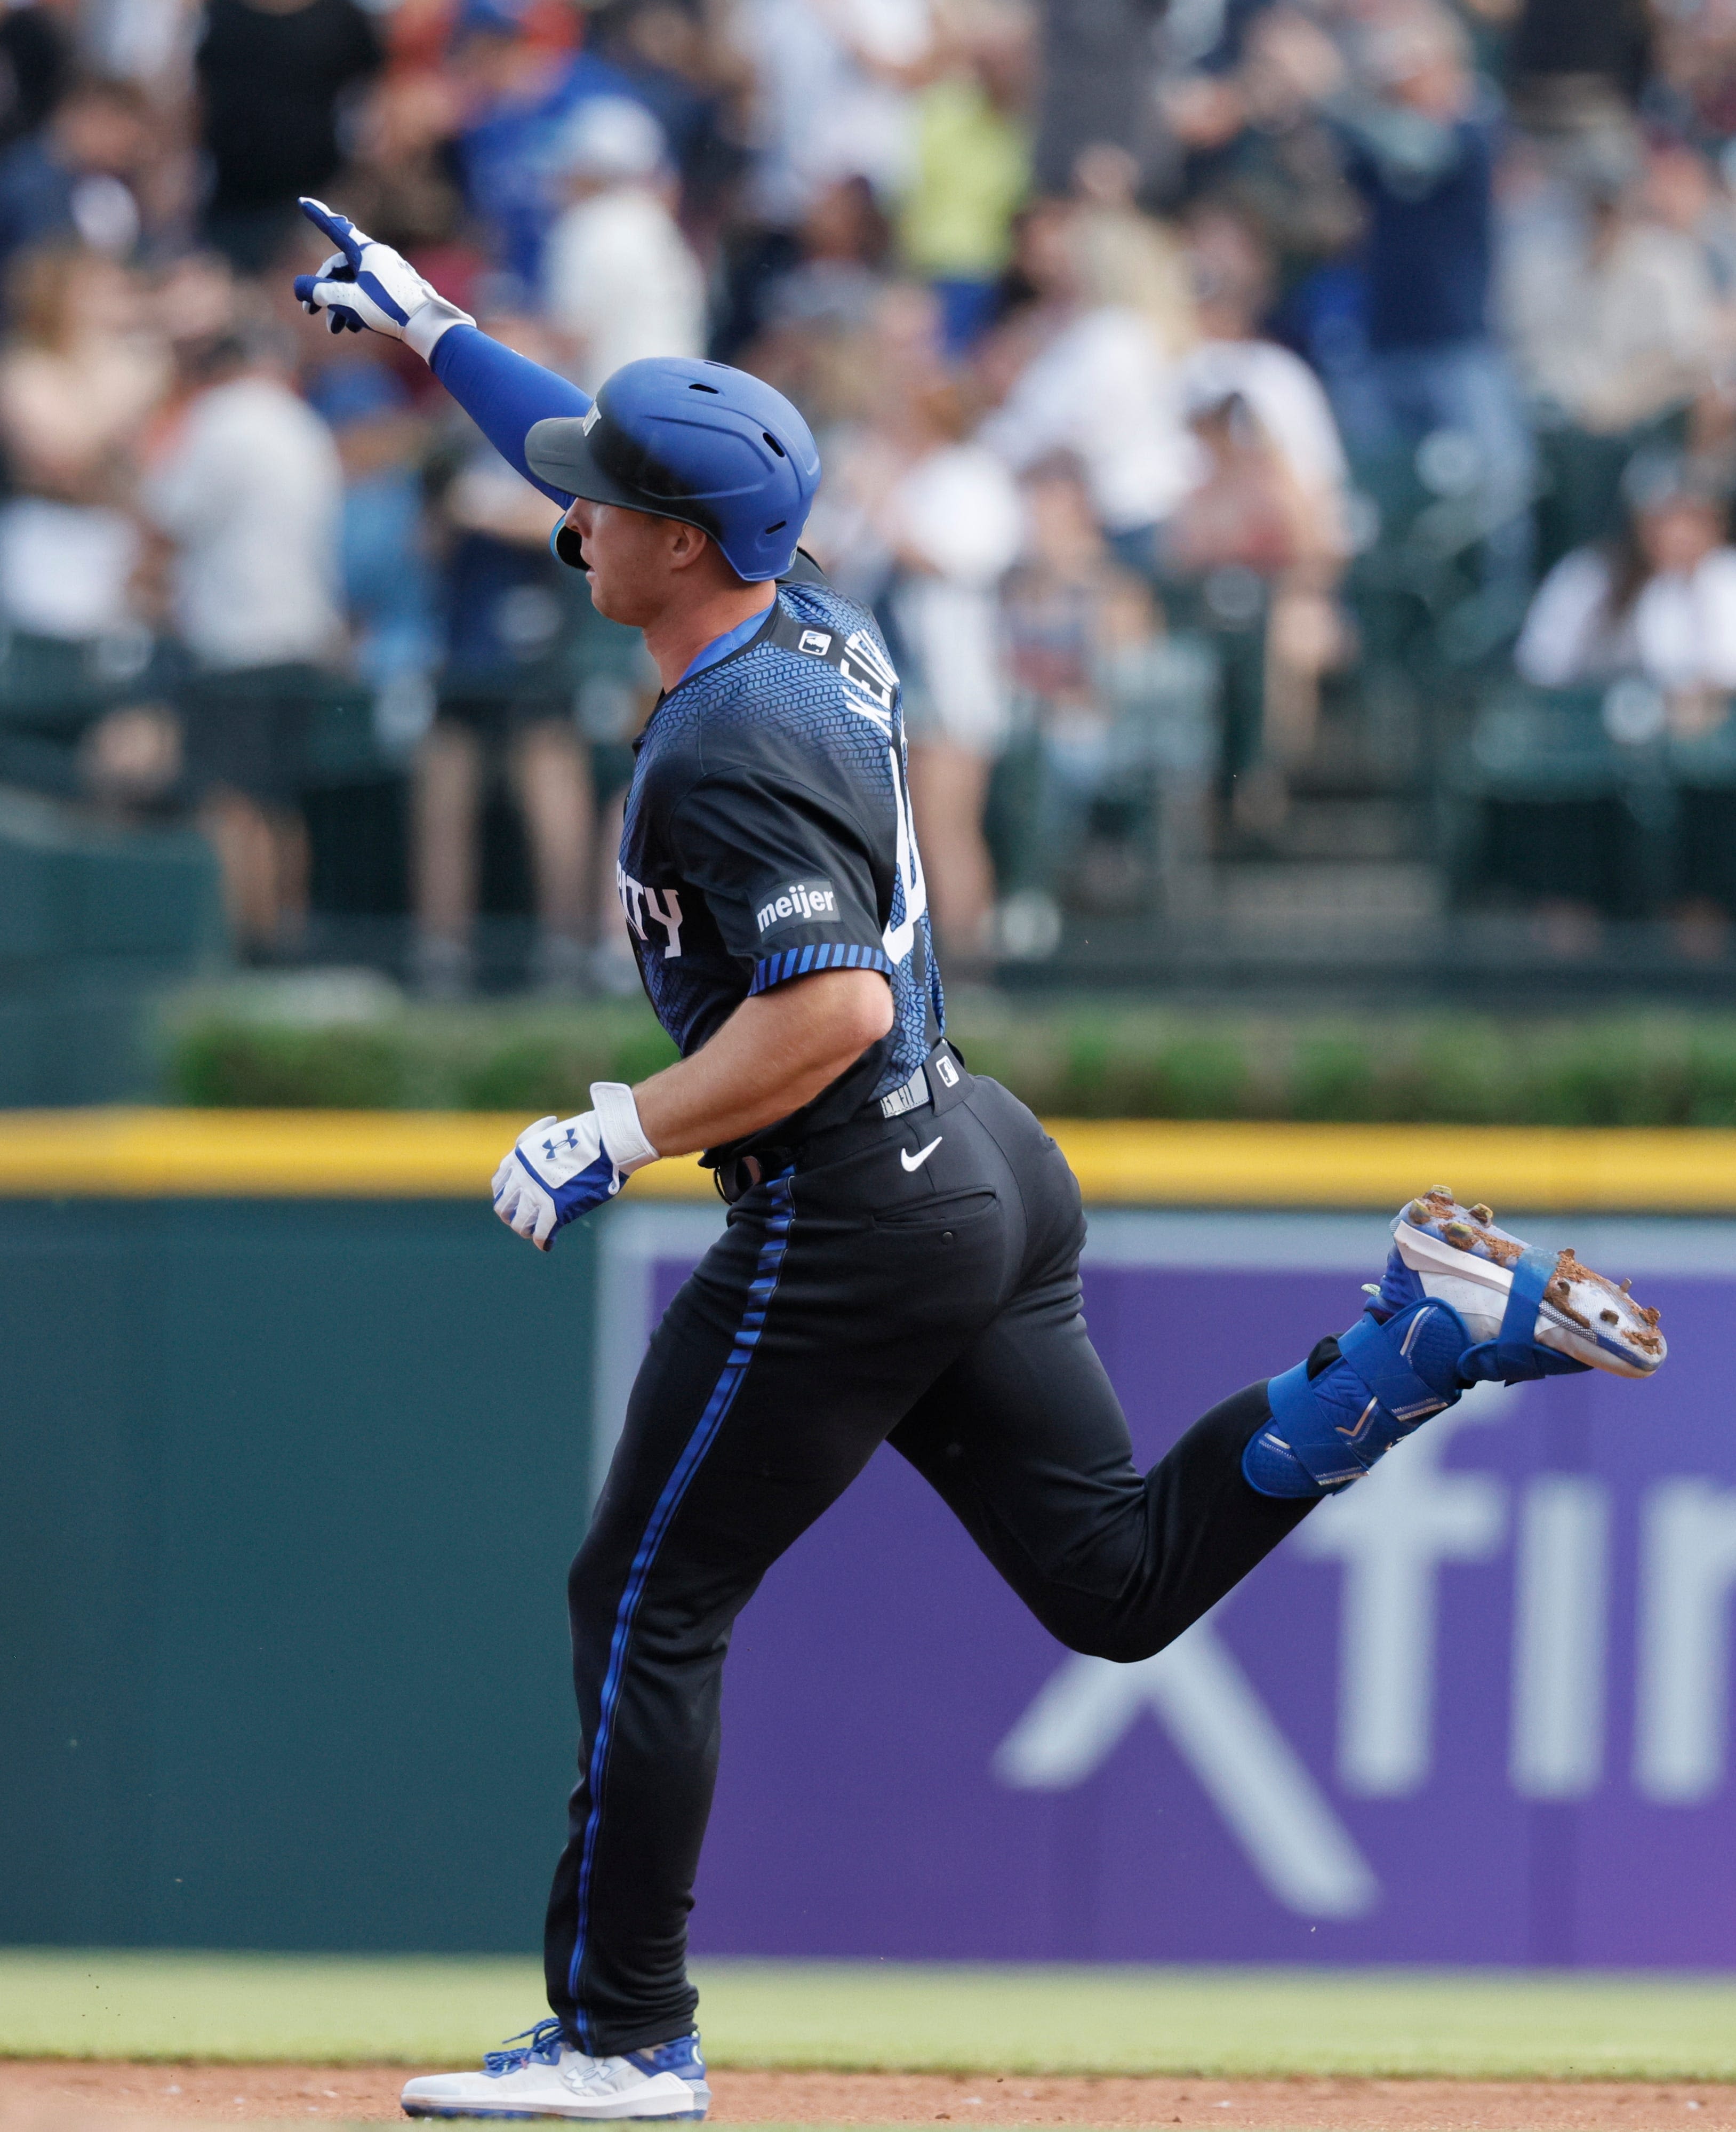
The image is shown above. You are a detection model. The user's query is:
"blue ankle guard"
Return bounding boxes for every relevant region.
[625,2034,706,2081]
[1246,1300,1466,1497]
[1245,1240,1590,1498]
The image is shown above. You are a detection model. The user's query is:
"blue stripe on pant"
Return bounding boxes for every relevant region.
[564,1174,796,2044]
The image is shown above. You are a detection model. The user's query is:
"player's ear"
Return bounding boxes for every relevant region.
[665,519,711,573]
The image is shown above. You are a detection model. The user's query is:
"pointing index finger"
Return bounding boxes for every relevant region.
[298,196,361,267]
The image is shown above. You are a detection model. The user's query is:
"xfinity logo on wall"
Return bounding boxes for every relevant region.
[996,1384,1736,1922]
[756,881,838,933]
[614,1223,1732,1961]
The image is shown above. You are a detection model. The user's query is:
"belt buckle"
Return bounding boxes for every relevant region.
[714,1153,765,1204]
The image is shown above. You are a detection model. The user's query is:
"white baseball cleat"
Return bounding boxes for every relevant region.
[401,2021,709,2121]
[1389,1188,1666,1377]
[1244,1186,1668,1499]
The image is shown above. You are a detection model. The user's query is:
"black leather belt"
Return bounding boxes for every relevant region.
[710,1040,969,1203]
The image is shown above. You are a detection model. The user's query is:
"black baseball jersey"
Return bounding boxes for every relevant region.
[616,579,945,1148]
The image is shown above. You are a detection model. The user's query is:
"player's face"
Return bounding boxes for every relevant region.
[564,499,697,627]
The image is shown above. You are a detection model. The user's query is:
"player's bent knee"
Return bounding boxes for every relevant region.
[1068,1626,1173,1665]
[1039,1600,1175,1666]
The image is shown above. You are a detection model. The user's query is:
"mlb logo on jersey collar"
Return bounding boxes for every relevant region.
[766,606,897,721]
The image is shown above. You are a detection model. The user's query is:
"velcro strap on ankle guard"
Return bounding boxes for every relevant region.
[1263,1360,1364,1488]
[1487,1244,1560,1382]
[1337,1312,1454,1423]
[1262,1309,1455,1491]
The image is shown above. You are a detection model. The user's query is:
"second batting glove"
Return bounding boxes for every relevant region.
[492,1083,660,1251]
[292,197,475,361]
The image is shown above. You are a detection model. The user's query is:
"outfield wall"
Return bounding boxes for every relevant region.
[0,1191,598,1955]
[2,1115,1734,1965]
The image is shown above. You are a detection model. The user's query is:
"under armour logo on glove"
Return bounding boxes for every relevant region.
[494,1114,623,1251]
[492,1088,661,1251]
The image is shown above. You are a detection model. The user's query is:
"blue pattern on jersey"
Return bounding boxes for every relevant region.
[750,941,895,994]
[620,581,945,1107]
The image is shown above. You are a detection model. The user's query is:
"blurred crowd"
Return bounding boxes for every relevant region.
[10,0,1736,985]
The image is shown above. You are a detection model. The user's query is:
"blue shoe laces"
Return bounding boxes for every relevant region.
[484,2018,568,2075]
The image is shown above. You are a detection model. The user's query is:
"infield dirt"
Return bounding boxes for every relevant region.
[2,2064,1734,2130]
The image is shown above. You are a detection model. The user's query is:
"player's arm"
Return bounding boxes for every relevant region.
[493,765,900,1250]
[634,972,892,1154]
[491,975,891,1250]
[652,762,902,1152]
[291,197,588,508]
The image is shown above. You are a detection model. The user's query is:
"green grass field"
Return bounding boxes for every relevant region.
[3,1954,1735,2081]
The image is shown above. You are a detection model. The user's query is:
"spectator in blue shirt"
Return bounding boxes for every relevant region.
[1330,3,1535,601]
[451,0,652,290]
[0,75,151,283]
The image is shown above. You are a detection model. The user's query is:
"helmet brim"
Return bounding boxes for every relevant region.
[527,413,724,547]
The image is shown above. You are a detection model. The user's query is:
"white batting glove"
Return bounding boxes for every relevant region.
[292,197,475,361]
[491,1083,660,1251]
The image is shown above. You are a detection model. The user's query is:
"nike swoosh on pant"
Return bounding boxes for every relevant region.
[901,1137,941,1172]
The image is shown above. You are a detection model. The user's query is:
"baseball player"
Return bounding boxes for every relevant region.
[291,199,1667,2124]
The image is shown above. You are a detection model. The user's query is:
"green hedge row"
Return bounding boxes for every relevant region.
[166,999,682,1114]
[161,989,1736,1129]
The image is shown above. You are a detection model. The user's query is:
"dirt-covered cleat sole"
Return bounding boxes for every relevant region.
[1393,1188,1665,1378]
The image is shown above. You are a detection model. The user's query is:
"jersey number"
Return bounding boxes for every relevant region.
[882,746,928,968]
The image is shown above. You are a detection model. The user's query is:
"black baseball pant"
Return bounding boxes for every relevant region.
[544,1071,1315,2054]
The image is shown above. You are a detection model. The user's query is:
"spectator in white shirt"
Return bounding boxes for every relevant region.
[810,284,1021,969]
[541,98,706,393]
[142,322,343,955]
[0,243,175,812]
[1516,464,1736,734]
[0,246,165,652]
[976,197,1202,572]
[1178,203,1350,557]
[1503,158,1721,442]
[1175,203,1353,774]
[735,0,934,228]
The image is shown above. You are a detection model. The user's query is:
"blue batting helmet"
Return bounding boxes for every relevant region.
[527,357,821,583]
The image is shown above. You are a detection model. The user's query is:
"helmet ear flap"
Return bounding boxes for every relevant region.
[551,521,588,571]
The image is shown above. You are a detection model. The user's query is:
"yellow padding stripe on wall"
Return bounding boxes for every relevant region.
[1,1109,1735,1211]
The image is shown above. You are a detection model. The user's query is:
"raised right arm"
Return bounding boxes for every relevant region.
[428,325,590,509]
[292,195,593,509]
